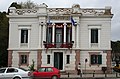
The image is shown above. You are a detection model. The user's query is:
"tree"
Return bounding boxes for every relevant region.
[8,2,22,13]
[29,59,35,71]
[8,0,37,13]
[9,2,22,9]
[20,0,37,9]
[111,41,120,61]
[0,12,9,67]
[0,0,37,67]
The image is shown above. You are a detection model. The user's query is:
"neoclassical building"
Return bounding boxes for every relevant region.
[7,3,113,73]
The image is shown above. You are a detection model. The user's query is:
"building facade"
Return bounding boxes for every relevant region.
[7,3,113,73]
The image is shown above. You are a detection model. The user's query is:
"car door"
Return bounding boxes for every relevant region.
[45,68,54,78]
[0,68,6,79]
[38,68,46,78]
[4,68,18,79]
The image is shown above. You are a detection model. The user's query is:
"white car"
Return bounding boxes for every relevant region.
[0,67,31,79]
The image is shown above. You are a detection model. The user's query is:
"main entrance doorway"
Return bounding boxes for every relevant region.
[54,52,63,70]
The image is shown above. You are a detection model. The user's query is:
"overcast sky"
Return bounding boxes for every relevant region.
[0,0,120,41]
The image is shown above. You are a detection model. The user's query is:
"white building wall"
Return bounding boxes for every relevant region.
[80,51,107,70]
[79,20,89,48]
[100,20,111,49]
[80,18,111,49]
[30,23,39,48]
[12,51,19,67]
[9,18,39,49]
[41,50,53,67]
[12,51,38,69]
[29,51,38,69]
[41,50,76,70]
[64,50,76,70]
[9,23,19,48]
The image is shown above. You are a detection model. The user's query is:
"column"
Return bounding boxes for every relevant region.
[52,23,55,44]
[72,24,75,47]
[76,22,79,48]
[63,23,67,43]
[39,24,42,48]
[88,28,91,48]
[42,24,46,48]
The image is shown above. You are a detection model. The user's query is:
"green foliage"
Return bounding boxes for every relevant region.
[9,2,22,9]
[29,59,35,71]
[0,12,9,67]
[111,41,120,53]
[0,0,38,67]
[20,0,37,9]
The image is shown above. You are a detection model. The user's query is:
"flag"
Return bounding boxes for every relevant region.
[70,17,76,26]
[48,16,51,25]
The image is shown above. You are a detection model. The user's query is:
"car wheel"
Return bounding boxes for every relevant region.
[52,76,58,79]
[13,77,21,79]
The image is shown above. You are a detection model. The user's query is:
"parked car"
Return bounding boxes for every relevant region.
[0,67,31,79]
[31,67,60,79]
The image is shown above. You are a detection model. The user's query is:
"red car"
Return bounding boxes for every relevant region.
[31,67,60,79]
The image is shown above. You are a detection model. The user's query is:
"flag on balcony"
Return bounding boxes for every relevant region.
[70,17,76,26]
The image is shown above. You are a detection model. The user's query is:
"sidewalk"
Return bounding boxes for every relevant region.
[61,73,120,79]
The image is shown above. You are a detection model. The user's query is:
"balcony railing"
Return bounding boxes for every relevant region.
[43,41,74,49]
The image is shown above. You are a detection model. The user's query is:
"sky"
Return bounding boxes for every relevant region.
[0,0,120,41]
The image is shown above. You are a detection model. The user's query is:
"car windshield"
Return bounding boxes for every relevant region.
[19,67,28,71]
[0,68,6,73]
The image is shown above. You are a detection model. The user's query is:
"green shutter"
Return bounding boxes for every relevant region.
[98,55,102,64]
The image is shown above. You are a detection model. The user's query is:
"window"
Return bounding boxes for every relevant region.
[46,68,53,72]
[91,29,98,43]
[0,68,6,73]
[19,52,29,66]
[66,27,72,43]
[21,55,27,64]
[91,55,102,64]
[46,27,52,43]
[66,55,70,64]
[6,68,18,73]
[38,68,45,72]
[47,55,50,64]
[21,29,28,43]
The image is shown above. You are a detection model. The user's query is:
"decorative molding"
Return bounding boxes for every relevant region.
[18,52,30,67]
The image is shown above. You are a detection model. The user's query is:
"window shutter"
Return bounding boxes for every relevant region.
[98,55,102,64]
[47,55,50,64]
[66,55,70,64]
[91,55,94,64]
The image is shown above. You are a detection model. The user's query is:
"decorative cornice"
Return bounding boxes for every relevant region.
[7,48,112,51]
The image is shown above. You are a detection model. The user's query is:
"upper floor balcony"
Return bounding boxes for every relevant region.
[43,41,74,49]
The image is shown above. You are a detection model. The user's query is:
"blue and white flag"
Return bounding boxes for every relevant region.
[70,17,76,26]
[48,16,51,25]
[48,16,52,27]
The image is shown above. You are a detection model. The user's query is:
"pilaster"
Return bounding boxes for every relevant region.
[37,50,42,69]
[75,50,80,70]
[63,23,67,43]
[106,50,112,73]
[76,22,80,48]
[8,50,13,67]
